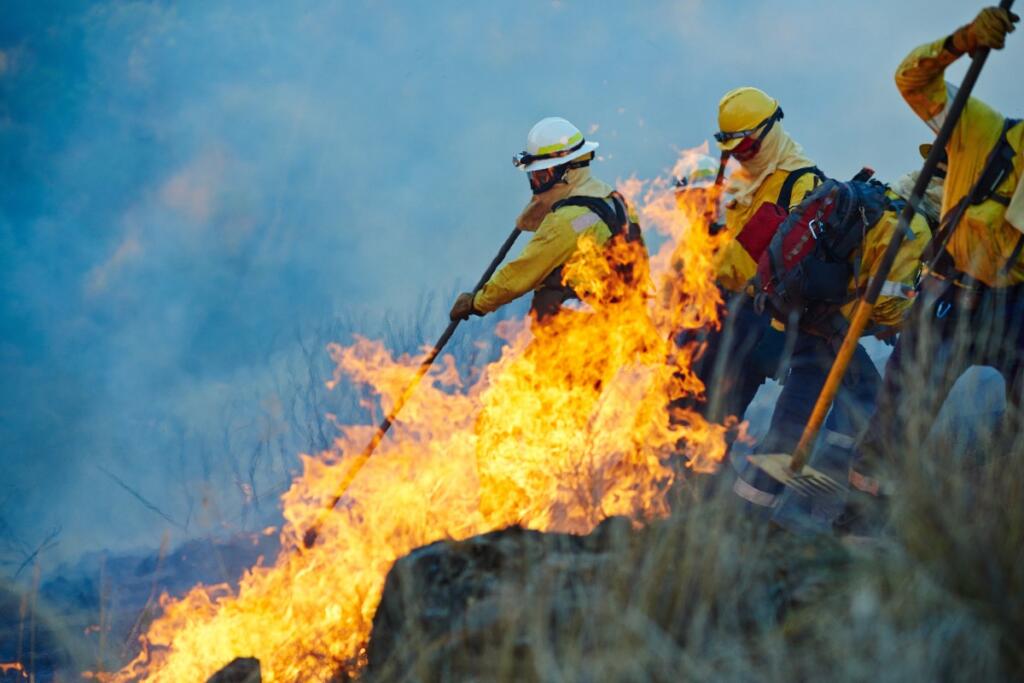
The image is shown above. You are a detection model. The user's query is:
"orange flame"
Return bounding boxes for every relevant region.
[0,662,26,676]
[105,147,734,682]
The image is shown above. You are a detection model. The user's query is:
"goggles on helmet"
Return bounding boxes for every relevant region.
[513,137,587,169]
[713,107,784,145]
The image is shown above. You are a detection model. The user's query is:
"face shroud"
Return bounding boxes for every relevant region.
[715,107,783,163]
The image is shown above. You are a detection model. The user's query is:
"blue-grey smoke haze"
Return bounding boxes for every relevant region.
[2,0,1022,573]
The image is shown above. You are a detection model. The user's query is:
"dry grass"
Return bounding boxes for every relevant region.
[8,303,1023,682]
[366,443,1024,682]
[364,311,1024,683]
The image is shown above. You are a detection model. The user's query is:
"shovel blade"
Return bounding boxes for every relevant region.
[746,453,848,498]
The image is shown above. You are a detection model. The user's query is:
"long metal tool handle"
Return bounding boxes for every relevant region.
[302,227,522,547]
[787,0,1013,473]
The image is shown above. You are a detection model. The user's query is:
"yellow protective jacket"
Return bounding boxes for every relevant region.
[839,190,932,329]
[473,169,626,313]
[717,167,823,292]
[895,36,1024,287]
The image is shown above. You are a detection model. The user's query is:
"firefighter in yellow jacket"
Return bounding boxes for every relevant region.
[452,117,647,525]
[691,87,834,428]
[450,116,643,323]
[688,88,880,520]
[714,89,826,292]
[741,176,934,528]
[841,5,1023,533]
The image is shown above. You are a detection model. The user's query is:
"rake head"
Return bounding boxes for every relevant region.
[746,453,848,498]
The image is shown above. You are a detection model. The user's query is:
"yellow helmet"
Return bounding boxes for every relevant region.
[715,87,780,151]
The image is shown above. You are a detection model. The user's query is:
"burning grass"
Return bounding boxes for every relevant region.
[94,149,730,682]
[361,425,1024,682]
[35,146,1023,682]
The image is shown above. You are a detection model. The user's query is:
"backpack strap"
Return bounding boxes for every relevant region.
[549,191,648,295]
[610,191,645,244]
[551,191,643,243]
[552,194,623,237]
[850,167,875,183]
[776,166,827,210]
[922,117,1021,265]
[972,117,1021,207]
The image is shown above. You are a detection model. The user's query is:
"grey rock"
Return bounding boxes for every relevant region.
[206,656,261,683]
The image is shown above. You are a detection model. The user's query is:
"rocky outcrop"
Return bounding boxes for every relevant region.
[206,656,261,683]
[367,517,635,680]
[364,508,844,682]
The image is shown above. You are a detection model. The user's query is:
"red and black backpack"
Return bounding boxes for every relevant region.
[753,178,904,334]
[732,166,826,263]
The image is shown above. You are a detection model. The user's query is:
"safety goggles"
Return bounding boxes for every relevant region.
[513,138,586,169]
[713,107,784,145]
[528,167,559,192]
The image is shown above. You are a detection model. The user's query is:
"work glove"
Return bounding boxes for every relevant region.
[950,6,1019,54]
[449,292,480,321]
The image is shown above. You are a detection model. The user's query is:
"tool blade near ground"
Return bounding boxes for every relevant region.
[746,454,848,498]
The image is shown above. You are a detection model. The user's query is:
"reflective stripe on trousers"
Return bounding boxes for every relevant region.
[733,474,778,508]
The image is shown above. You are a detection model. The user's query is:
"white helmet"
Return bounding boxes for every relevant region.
[674,154,721,191]
[513,117,600,172]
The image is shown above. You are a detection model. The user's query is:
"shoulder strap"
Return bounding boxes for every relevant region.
[922,117,1021,265]
[552,194,626,238]
[777,166,826,210]
[610,191,646,243]
[975,117,1021,206]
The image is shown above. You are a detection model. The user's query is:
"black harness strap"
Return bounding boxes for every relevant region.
[922,117,1021,267]
[552,192,635,240]
[776,166,826,210]
[531,192,646,320]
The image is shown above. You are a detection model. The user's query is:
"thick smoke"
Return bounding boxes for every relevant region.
[1,0,1020,573]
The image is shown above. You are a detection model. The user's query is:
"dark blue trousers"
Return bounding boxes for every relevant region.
[851,275,1024,484]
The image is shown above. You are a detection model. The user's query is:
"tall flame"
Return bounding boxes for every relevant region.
[105,147,733,682]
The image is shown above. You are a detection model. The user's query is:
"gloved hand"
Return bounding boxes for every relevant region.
[950,6,1019,54]
[449,292,480,321]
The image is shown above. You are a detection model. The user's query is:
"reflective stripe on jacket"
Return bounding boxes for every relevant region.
[895,36,1024,287]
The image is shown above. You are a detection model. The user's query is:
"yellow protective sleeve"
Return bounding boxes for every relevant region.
[473,206,612,314]
[840,209,931,328]
[715,169,822,292]
[713,240,758,293]
[895,37,1024,286]
[893,37,959,125]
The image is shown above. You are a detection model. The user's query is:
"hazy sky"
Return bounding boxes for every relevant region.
[2,0,1022,570]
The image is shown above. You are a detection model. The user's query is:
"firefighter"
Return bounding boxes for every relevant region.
[458,117,649,526]
[683,87,826,429]
[748,173,936,526]
[449,116,645,323]
[840,5,1023,534]
[688,87,880,515]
